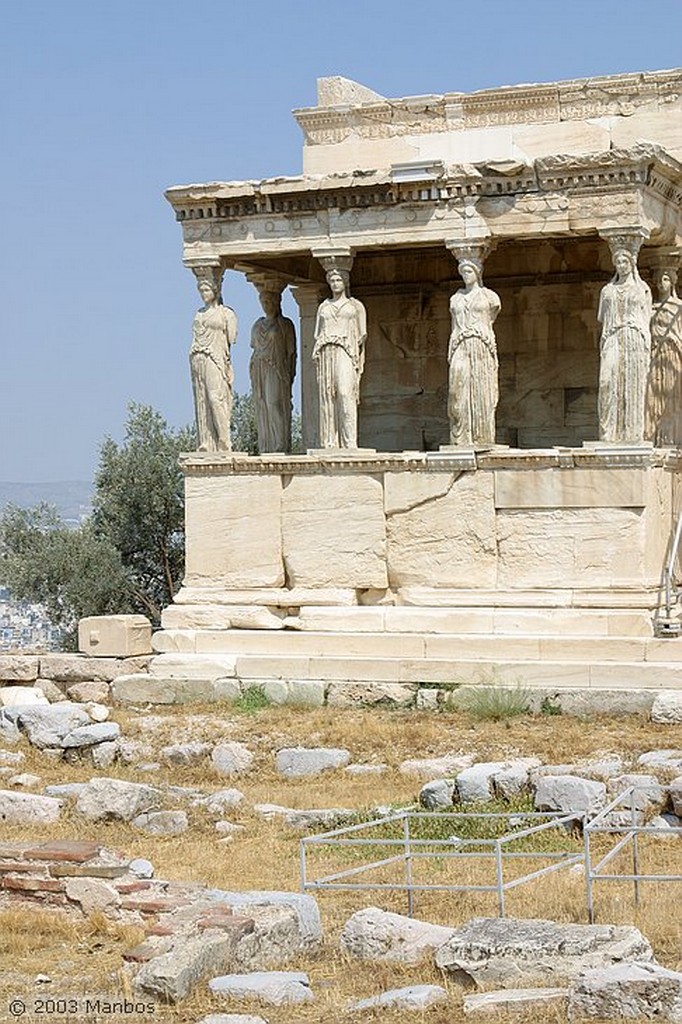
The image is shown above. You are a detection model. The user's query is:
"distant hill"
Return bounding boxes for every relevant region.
[0,481,93,525]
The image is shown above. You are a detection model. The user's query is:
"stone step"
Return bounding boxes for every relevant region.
[152,628,682,665]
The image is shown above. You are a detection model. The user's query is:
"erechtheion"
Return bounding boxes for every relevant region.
[157,69,682,694]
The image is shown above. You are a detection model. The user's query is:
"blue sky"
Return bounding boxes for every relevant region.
[1,0,681,482]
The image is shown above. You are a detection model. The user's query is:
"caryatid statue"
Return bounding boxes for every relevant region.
[249,281,297,453]
[645,253,682,446]
[312,258,367,449]
[189,265,238,452]
[446,243,501,446]
[597,230,652,443]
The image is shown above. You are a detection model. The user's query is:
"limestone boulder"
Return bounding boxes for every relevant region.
[194,789,245,817]
[463,987,567,1017]
[64,877,121,914]
[16,704,91,748]
[492,759,541,800]
[275,746,350,778]
[0,655,39,682]
[651,691,682,725]
[0,789,61,823]
[435,918,653,987]
[326,682,415,708]
[568,962,682,1021]
[209,971,313,1006]
[61,722,121,748]
[211,741,254,777]
[67,681,110,704]
[75,778,162,822]
[341,907,456,964]
[420,778,455,810]
[670,777,682,817]
[606,774,669,817]
[283,807,355,830]
[457,762,508,803]
[132,811,189,836]
[134,932,248,1003]
[349,985,448,1011]
[533,774,606,818]
[160,741,212,766]
[207,890,321,951]
[638,750,682,772]
[0,687,49,708]
[400,753,475,779]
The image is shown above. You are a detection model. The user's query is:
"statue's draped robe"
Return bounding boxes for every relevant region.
[597,278,652,443]
[313,296,367,449]
[448,286,501,446]
[250,315,297,452]
[190,304,237,451]
[645,296,682,446]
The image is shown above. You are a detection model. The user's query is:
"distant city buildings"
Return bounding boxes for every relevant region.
[0,587,62,651]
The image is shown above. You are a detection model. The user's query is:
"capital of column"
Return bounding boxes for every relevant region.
[598,226,650,263]
[640,246,681,283]
[311,247,355,275]
[445,237,493,276]
[290,282,328,313]
[184,258,225,297]
[241,268,291,299]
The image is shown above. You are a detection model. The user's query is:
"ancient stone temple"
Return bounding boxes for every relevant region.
[156,69,682,696]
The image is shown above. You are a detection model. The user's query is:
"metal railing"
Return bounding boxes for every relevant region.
[658,511,682,634]
[584,787,682,922]
[300,809,582,918]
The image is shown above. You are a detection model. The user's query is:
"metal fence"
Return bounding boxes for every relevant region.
[584,787,682,922]
[300,809,583,917]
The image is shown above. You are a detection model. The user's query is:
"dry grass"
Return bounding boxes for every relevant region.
[0,704,680,1023]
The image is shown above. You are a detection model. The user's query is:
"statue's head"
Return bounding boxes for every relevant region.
[258,288,282,317]
[612,249,636,278]
[198,279,218,304]
[458,258,483,286]
[327,268,350,295]
[657,268,678,297]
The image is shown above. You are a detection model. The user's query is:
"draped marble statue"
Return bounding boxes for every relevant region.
[447,257,501,446]
[597,248,652,443]
[312,268,367,449]
[190,277,237,452]
[645,267,682,446]
[249,288,297,453]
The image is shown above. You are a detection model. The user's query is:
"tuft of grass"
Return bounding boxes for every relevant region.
[460,681,532,722]
[231,684,273,714]
[540,695,563,716]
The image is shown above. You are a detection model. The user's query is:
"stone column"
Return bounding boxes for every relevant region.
[244,270,297,454]
[641,247,682,446]
[596,228,652,444]
[443,239,501,447]
[290,282,327,449]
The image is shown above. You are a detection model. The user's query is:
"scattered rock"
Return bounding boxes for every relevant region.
[435,917,652,986]
[195,789,245,816]
[135,932,248,1003]
[492,759,541,800]
[75,778,162,822]
[0,687,49,708]
[212,741,254,777]
[209,971,313,1006]
[326,682,415,708]
[0,750,25,765]
[67,681,110,704]
[349,984,448,1010]
[568,961,682,1021]
[132,810,189,836]
[33,679,67,703]
[160,741,212,766]
[15,704,91,749]
[606,774,668,816]
[90,741,119,769]
[463,987,567,1016]
[65,877,121,914]
[283,808,355,830]
[0,655,39,682]
[85,702,110,722]
[0,789,61,824]
[671,777,682,817]
[118,738,154,764]
[61,722,120,748]
[275,747,350,778]
[206,891,321,949]
[44,782,87,799]
[638,750,682,772]
[651,691,682,725]
[419,778,455,810]
[215,821,246,837]
[648,813,682,837]
[8,773,41,788]
[533,774,606,819]
[341,907,456,964]
[345,762,386,775]
[457,762,508,803]
[129,858,154,879]
[0,711,21,745]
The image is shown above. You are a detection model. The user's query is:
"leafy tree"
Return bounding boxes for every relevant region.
[0,504,132,648]
[92,403,194,621]
[231,391,258,454]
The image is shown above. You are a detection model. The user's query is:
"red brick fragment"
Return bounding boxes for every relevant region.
[115,880,153,894]
[120,897,187,914]
[197,914,255,935]
[144,924,175,937]
[24,841,102,863]
[2,876,64,893]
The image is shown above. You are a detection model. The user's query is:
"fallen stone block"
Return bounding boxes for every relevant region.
[341,906,456,964]
[419,778,455,810]
[568,961,682,1021]
[160,741,212,766]
[283,807,355,830]
[463,987,568,1016]
[205,890,321,952]
[194,789,245,817]
[16,704,91,748]
[457,762,507,803]
[78,615,152,657]
[0,687,49,708]
[134,931,246,1002]
[326,681,415,707]
[0,656,40,682]
[533,774,606,819]
[61,722,120,748]
[111,674,240,705]
[75,778,162,822]
[132,811,189,836]
[671,777,682,817]
[651,692,682,726]
[64,877,121,914]
[67,681,110,704]
[349,984,447,1010]
[399,753,475,778]
[0,790,61,824]
[434,917,653,987]
[275,746,350,778]
[209,971,313,1005]
[212,742,254,777]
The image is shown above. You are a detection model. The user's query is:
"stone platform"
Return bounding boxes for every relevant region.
[138,446,682,698]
